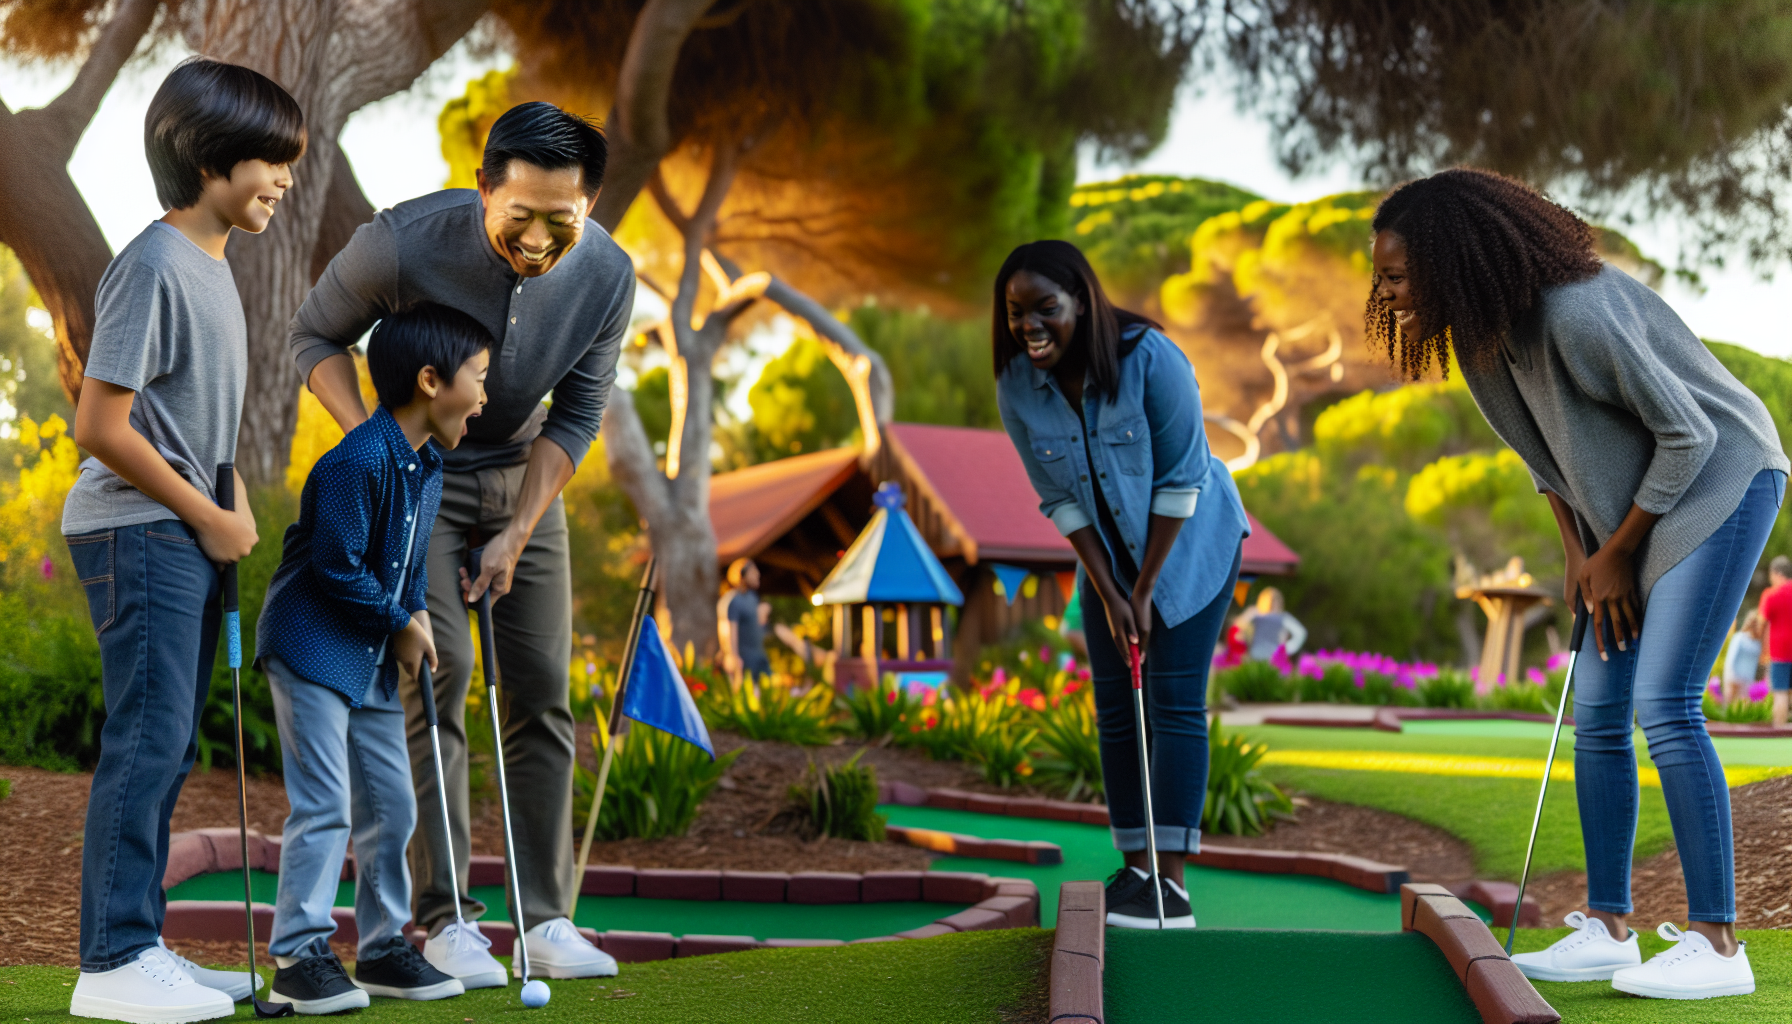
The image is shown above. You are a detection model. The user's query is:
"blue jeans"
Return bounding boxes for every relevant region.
[1574,469,1783,923]
[1083,545,1242,853]
[265,657,417,960]
[68,521,221,972]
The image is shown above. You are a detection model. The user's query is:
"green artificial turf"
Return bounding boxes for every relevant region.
[1104,929,1481,1024]
[1400,720,1792,768]
[0,929,1051,1024]
[1241,724,1677,879]
[1512,928,1792,1022]
[880,805,1407,929]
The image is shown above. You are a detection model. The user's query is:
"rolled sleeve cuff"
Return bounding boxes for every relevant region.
[381,601,413,636]
[1049,502,1094,537]
[536,423,592,469]
[294,336,351,388]
[1150,487,1199,519]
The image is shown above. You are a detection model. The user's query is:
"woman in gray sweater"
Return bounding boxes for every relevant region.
[1369,168,1787,1001]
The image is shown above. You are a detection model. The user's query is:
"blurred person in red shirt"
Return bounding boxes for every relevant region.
[1757,555,1792,727]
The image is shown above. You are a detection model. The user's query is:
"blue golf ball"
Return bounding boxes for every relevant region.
[521,979,550,1008]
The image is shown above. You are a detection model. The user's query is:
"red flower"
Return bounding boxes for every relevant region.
[885,688,899,705]
[689,681,708,695]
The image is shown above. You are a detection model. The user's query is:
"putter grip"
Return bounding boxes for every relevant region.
[419,662,439,728]
[468,546,498,686]
[1128,644,1142,690]
[1568,598,1590,654]
[213,464,238,613]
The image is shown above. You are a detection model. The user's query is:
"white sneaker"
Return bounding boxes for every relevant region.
[1512,911,1642,981]
[1611,923,1755,1000]
[423,918,508,990]
[70,946,235,1024]
[518,917,618,979]
[156,938,254,1002]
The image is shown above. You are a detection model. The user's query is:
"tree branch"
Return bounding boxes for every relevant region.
[601,386,670,526]
[30,0,159,161]
[592,0,718,230]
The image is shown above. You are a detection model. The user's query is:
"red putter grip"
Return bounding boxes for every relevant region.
[1129,643,1142,689]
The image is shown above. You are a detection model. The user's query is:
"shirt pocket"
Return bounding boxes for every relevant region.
[1029,436,1078,489]
[66,530,117,634]
[1102,414,1151,475]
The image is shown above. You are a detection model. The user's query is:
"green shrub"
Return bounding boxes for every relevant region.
[1482,679,1550,714]
[0,603,104,770]
[574,724,741,840]
[1029,686,1103,801]
[0,778,11,801]
[1357,671,1422,707]
[1704,691,1771,723]
[1203,721,1293,836]
[1294,664,1362,704]
[969,721,1040,789]
[701,676,837,745]
[1418,670,1476,708]
[1215,661,1291,703]
[839,674,920,742]
[788,749,887,841]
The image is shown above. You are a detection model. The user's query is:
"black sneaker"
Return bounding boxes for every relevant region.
[269,950,370,1014]
[354,936,465,1001]
[1105,867,1196,929]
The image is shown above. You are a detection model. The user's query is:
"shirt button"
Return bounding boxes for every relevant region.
[391,561,399,568]
[406,514,413,522]
[366,646,374,654]
[515,285,522,294]
[407,464,416,471]
[510,317,517,324]
[1080,475,1088,482]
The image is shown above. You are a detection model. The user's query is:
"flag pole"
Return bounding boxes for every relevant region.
[570,556,658,918]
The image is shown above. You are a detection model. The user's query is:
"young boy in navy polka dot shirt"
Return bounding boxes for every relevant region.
[253,304,489,1011]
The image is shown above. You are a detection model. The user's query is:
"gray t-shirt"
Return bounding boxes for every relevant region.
[62,222,247,535]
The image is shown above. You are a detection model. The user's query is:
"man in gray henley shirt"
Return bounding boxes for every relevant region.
[289,103,633,980]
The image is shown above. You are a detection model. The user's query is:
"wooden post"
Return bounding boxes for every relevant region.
[931,606,945,661]
[896,603,911,660]
[833,603,846,659]
[862,605,877,660]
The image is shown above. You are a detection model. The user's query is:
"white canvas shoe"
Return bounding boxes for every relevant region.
[70,946,236,1024]
[518,917,619,979]
[157,938,255,1002]
[423,919,508,990]
[1611,923,1754,1000]
[1512,911,1642,981]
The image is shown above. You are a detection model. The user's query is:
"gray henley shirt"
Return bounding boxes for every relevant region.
[290,189,636,473]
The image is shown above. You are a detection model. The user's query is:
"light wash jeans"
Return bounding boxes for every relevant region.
[267,656,416,960]
[1574,468,1784,923]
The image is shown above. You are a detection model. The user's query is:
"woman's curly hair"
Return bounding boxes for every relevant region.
[1366,168,1603,380]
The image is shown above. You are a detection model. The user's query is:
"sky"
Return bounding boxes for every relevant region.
[3,40,1790,360]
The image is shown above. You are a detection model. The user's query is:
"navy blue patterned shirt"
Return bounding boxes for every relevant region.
[256,406,442,706]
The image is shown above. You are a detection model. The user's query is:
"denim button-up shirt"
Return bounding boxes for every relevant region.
[997,326,1249,628]
[256,406,443,706]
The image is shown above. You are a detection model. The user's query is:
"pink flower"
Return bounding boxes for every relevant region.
[1063,657,1078,675]
[1040,646,1052,663]
[992,667,1007,688]
[1748,681,1770,703]
[40,555,53,580]
[1708,679,1723,698]
[1547,652,1570,671]
[1527,668,1547,686]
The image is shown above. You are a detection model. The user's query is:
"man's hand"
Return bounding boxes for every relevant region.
[195,504,258,564]
[463,525,526,604]
[392,611,437,684]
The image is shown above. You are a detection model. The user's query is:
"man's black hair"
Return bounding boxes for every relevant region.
[366,304,493,410]
[480,101,607,199]
[145,57,307,211]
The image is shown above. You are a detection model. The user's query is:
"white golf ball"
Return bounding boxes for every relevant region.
[520,979,551,1008]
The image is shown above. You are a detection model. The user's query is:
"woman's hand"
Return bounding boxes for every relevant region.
[1578,545,1641,660]
[1097,582,1142,662]
[1128,584,1155,660]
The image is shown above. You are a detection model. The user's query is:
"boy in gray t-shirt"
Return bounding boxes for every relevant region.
[63,58,304,1024]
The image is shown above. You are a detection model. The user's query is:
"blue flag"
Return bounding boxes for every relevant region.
[991,563,1030,606]
[621,615,715,759]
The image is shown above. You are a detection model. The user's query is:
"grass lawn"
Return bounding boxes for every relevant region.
[1514,928,1792,1022]
[0,929,1051,1024]
[1241,724,1683,879]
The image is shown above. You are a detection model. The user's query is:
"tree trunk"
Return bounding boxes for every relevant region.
[179,0,487,486]
[0,0,160,404]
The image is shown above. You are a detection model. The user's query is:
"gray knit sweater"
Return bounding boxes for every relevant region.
[1460,263,1788,604]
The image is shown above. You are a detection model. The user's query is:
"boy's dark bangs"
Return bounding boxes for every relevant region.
[209,73,307,170]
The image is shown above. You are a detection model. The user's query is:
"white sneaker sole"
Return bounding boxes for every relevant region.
[356,977,466,1001]
[1611,975,1756,1000]
[1106,911,1196,929]
[520,960,620,979]
[181,970,253,1002]
[266,986,372,1014]
[1514,960,1638,982]
[445,966,509,989]
[69,994,235,1024]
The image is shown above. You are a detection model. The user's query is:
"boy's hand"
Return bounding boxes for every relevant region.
[196,504,258,564]
[393,611,437,684]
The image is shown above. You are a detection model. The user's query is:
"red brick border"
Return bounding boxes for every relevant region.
[885,824,1063,865]
[1402,883,1560,1024]
[1048,880,1104,1024]
[159,830,1039,960]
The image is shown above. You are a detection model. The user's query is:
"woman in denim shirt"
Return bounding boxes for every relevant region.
[994,241,1250,929]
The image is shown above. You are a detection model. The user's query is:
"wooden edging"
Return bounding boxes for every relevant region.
[885,824,1063,865]
[1402,883,1559,1024]
[159,830,1038,959]
[1048,880,1104,1024]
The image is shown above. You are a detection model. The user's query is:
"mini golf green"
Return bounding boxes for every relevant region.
[1399,718,1792,768]
[165,871,970,943]
[878,805,1431,929]
[1104,929,1482,1024]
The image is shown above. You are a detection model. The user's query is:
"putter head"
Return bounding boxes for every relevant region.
[253,992,295,1018]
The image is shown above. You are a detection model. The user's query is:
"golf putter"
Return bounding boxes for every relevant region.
[469,546,531,983]
[417,661,467,933]
[1129,642,1166,929]
[1505,598,1589,954]
[214,464,293,1018]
